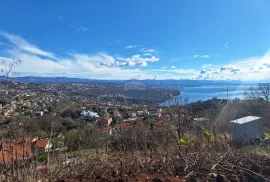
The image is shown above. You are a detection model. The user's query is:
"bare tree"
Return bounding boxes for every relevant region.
[244,83,270,126]
[0,57,22,101]
[1,57,23,80]
[166,91,192,155]
[245,83,270,102]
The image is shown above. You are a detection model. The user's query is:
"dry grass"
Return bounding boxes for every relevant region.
[1,127,270,181]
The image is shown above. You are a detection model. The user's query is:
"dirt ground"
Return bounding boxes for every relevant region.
[55,174,183,182]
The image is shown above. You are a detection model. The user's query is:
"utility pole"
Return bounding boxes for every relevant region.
[227,84,229,104]
[47,121,54,174]
[145,82,149,124]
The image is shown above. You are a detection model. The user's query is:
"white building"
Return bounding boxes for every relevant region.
[230,116,263,144]
[81,111,100,118]
[153,113,161,118]
[157,108,163,114]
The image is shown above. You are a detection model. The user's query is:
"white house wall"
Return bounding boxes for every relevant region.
[230,118,263,144]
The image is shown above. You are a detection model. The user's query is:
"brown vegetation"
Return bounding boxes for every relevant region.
[0,81,270,181]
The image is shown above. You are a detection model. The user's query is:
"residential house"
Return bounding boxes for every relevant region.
[136,111,145,117]
[0,138,32,165]
[103,116,113,126]
[96,116,113,128]
[34,111,44,116]
[81,111,100,120]
[34,140,52,153]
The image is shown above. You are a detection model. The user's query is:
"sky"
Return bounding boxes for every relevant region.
[0,0,270,80]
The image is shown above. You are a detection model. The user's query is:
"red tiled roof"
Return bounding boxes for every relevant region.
[34,140,49,148]
[0,140,32,165]
[16,137,31,144]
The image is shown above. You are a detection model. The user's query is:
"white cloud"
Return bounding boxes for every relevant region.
[136,61,148,67]
[1,31,269,81]
[170,54,210,62]
[193,54,210,59]
[0,32,201,80]
[125,45,142,49]
[202,64,212,69]
[0,31,57,60]
[172,76,181,80]
[200,67,213,74]
[201,55,210,58]
[171,66,176,69]
[143,53,152,57]
[197,52,270,80]
[231,68,241,74]
[71,53,115,69]
[200,70,207,74]
[140,48,155,53]
[0,52,145,80]
[220,65,237,71]
[115,55,159,68]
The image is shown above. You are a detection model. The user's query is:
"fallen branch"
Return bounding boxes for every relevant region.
[211,152,228,171]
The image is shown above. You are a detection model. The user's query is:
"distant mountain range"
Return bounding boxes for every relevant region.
[0,76,256,87]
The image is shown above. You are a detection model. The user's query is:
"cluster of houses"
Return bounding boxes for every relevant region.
[0,137,53,166]
[0,95,56,118]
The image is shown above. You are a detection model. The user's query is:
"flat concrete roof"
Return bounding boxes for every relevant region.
[230,116,261,124]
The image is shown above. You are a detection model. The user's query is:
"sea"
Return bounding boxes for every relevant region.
[162,83,257,104]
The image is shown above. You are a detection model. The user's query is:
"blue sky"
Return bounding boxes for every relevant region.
[0,0,270,80]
